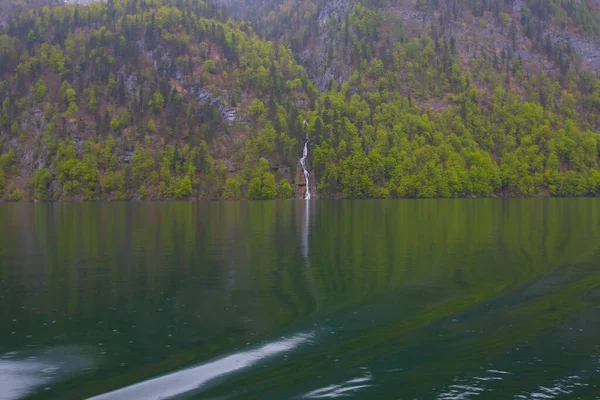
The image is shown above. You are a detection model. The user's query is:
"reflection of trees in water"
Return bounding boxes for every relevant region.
[309,199,600,301]
[1,199,600,398]
[2,200,600,302]
[197,200,600,399]
[2,199,600,322]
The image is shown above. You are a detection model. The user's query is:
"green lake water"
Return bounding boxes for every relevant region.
[1,199,600,399]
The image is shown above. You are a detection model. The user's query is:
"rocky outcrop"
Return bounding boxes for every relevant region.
[186,85,237,123]
[302,0,355,91]
[546,27,600,72]
[212,0,356,91]
[216,0,600,90]
[137,39,239,124]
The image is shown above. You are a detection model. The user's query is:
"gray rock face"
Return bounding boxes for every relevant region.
[119,71,139,95]
[213,0,355,91]
[122,150,134,164]
[306,0,354,91]
[187,85,237,123]
[214,0,600,87]
[138,40,239,124]
[546,27,600,72]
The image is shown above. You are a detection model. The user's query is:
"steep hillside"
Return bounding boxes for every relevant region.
[0,0,600,201]
[215,0,600,84]
[0,0,316,201]
[220,0,600,198]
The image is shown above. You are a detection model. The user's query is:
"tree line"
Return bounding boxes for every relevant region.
[0,0,599,200]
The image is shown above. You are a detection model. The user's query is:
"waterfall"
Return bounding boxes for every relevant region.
[300,138,311,200]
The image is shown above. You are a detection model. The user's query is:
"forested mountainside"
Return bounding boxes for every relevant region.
[0,0,599,201]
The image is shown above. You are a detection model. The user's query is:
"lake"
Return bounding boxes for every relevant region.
[1,199,600,399]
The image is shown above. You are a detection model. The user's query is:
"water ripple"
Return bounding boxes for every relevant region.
[436,369,513,399]
[303,372,373,399]
[514,375,588,399]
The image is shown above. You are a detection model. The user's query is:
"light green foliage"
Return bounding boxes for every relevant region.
[56,155,98,199]
[34,79,47,102]
[120,110,130,127]
[247,122,277,158]
[87,90,98,113]
[203,60,216,74]
[150,91,165,114]
[0,150,16,174]
[223,177,241,199]
[110,117,120,131]
[278,178,293,199]
[139,185,148,200]
[248,99,266,126]
[248,158,276,200]
[0,0,598,201]
[262,173,276,199]
[33,168,52,201]
[131,147,155,186]
[172,176,192,199]
[147,119,157,133]
[10,188,21,201]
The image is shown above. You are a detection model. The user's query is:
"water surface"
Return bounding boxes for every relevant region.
[1,199,600,399]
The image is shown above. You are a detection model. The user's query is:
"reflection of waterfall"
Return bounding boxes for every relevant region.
[301,200,310,261]
[300,138,311,200]
[299,201,321,312]
[88,333,313,400]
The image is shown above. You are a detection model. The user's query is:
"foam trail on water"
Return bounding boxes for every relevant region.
[0,346,94,400]
[87,333,313,400]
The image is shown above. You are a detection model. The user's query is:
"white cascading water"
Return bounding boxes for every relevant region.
[300,138,311,200]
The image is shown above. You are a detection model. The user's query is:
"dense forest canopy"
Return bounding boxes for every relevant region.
[0,0,599,200]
